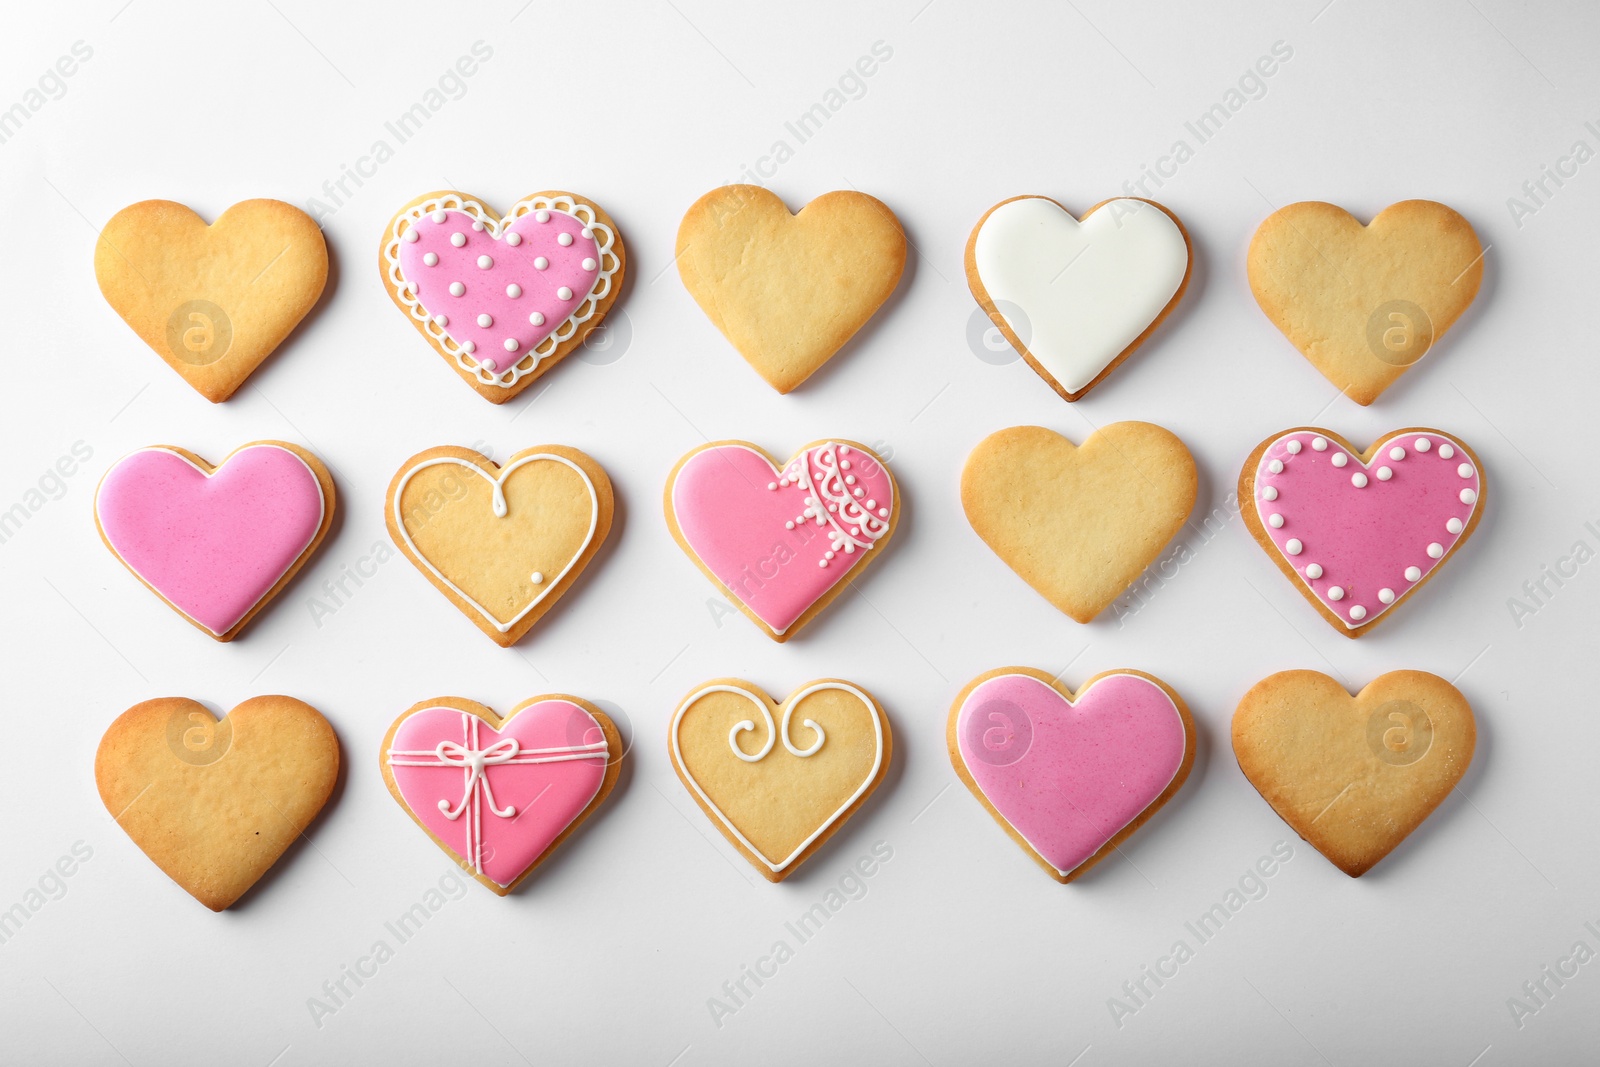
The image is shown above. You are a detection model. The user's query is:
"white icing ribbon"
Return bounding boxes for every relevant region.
[388,712,608,874]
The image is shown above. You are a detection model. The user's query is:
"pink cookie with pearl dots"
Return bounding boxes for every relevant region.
[1240,427,1484,637]
[381,190,626,403]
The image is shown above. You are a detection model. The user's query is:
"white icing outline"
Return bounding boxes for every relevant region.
[1255,430,1480,630]
[382,193,620,389]
[667,443,895,636]
[671,682,884,874]
[956,672,1185,878]
[94,444,326,637]
[392,454,599,633]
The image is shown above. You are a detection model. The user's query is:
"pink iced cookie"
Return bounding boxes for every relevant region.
[383,696,621,895]
[94,442,334,640]
[950,669,1195,882]
[381,191,624,403]
[1243,428,1484,636]
[665,440,898,641]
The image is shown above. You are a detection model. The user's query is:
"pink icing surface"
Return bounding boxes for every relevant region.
[957,673,1187,876]
[95,446,324,635]
[671,443,894,634]
[1255,431,1480,627]
[397,207,601,376]
[389,703,608,888]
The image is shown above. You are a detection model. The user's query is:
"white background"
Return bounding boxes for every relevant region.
[1,0,1597,1063]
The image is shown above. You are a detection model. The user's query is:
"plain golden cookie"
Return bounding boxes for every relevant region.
[1232,670,1475,876]
[676,186,906,392]
[95,199,328,402]
[1247,200,1483,405]
[961,423,1197,623]
[95,695,339,910]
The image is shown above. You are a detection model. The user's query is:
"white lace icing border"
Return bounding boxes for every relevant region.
[382,193,621,388]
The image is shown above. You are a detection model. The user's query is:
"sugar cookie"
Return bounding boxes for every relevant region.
[385,445,614,646]
[665,439,898,641]
[95,199,328,402]
[382,695,622,895]
[676,186,905,392]
[1233,670,1475,876]
[95,695,339,910]
[94,441,335,640]
[1247,200,1483,405]
[961,423,1196,622]
[949,667,1195,882]
[381,190,625,403]
[669,678,891,881]
[966,196,1191,400]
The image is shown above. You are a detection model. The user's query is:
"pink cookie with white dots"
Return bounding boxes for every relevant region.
[381,190,625,403]
[1240,427,1484,637]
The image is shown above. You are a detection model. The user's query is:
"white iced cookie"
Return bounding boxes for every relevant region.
[966,196,1191,401]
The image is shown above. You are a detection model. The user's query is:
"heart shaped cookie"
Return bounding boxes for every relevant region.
[386,445,613,646]
[961,423,1197,622]
[665,439,898,641]
[1233,670,1475,876]
[669,679,891,881]
[676,186,906,392]
[1248,200,1484,405]
[95,199,328,402]
[381,190,625,403]
[95,695,339,910]
[94,442,335,640]
[949,668,1195,882]
[382,695,622,895]
[966,196,1191,401]
[1242,428,1483,636]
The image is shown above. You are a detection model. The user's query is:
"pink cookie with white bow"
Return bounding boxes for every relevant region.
[381,190,625,403]
[664,439,899,642]
[1241,427,1485,637]
[381,695,623,895]
[94,441,336,640]
[948,667,1195,882]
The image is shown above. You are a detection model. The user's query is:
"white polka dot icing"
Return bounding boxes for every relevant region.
[394,204,607,379]
[1254,429,1480,629]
